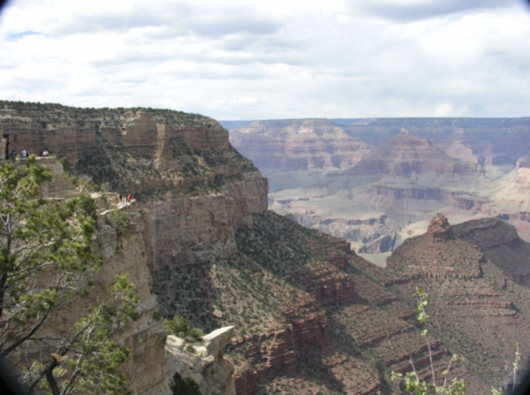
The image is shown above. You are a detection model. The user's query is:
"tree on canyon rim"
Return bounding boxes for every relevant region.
[0,156,138,394]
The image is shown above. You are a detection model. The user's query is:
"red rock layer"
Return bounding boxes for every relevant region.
[453,218,530,286]
[231,300,329,394]
[427,213,452,242]
[294,261,355,304]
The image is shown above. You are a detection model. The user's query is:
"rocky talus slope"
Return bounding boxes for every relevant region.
[149,208,530,394]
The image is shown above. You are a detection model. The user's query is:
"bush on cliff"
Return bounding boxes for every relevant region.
[0,157,138,394]
[165,315,205,339]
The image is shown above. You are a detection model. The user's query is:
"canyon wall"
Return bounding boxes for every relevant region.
[93,202,169,395]
[384,215,530,390]
[229,117,530,254]
[0,102,268,272]
[0,102,268,394]
[230,118,372,191]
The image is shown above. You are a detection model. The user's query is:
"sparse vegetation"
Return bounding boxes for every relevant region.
[164,315,205,339]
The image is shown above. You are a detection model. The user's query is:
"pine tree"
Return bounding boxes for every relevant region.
[0,156,137,394]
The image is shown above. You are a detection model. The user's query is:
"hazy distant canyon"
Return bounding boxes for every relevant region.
[227,117,530,256]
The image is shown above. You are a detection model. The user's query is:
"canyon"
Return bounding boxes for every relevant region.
[2,101,530,394]
[228,117,530,254]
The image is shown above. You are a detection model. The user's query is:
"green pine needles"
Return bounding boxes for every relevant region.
[0,157,138,394]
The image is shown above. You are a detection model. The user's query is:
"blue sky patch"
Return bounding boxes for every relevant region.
[6,31,42,41]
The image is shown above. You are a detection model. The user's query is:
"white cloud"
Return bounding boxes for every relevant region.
[0,0,529,120]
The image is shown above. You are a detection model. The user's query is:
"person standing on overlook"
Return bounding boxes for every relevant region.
[21,149,27,159]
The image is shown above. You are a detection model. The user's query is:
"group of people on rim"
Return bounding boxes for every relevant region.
[10,148,50,159]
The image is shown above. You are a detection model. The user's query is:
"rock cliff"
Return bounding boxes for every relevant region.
[93,201,169,395]
[0,101,259,202]
[165,327,236,395]
[3,157,170,394]
[327,130,484,191]
[453,218,530,286]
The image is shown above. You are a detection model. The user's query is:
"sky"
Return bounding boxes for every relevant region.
[0,0,529,120]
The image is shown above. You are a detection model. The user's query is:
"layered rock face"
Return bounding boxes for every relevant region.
[1,101,269,394]
[0,99,269,273]
[339,117,530,167]
[221,211,530,393]
[453,218,530,286]
[384,215,530,391]
[329,130,483,191]
[230,119,372,191]
[142,174,267,271]
[268,130,488,254]
[8,102,530,394]
[0,101,259,202]
[479,153,530,240]
[93,202,169,395]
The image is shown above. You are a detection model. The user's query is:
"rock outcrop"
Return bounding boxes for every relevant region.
[453,218,530,286]
[142,173,267,272]
[329,130,483,191]
[383,214,530,391]
[0,102,259,203]
[427,213,452,242]
[93,202,169,395]
[165,327,236,395]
